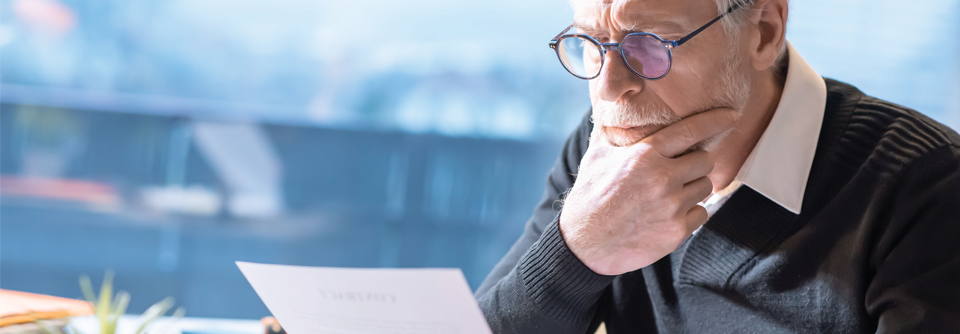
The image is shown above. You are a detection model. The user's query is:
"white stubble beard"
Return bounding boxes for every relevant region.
[591,42,752,151]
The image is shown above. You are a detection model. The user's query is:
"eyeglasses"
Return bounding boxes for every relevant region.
[549,2,748,80]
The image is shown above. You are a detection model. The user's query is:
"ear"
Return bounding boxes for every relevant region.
[747,0,788,71]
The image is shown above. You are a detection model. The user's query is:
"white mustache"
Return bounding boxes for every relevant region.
[591,99,681,128]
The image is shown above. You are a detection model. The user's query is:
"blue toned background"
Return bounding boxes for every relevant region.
[2,0,958,319]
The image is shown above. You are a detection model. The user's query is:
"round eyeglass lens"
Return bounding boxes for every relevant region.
[621,34,671,78]
[557,36,603,79]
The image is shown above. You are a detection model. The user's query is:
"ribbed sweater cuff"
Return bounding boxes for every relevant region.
[516,217,615,324]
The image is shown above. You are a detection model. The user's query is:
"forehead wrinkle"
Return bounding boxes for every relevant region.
[572,0,612,32]
[612,0,685,33]
[574,0,687,35]
[608,0,632,31]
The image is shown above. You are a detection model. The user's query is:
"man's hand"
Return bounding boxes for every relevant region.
[558,108,740,276]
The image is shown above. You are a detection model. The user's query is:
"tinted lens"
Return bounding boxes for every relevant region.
[621,34,671,78]
[557,36,602,78]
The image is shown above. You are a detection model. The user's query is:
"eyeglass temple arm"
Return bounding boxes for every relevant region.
[551,24,574,42]
[676,0,747,46]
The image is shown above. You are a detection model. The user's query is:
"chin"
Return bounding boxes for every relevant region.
[602,126,732,156]
[601,127,646,147]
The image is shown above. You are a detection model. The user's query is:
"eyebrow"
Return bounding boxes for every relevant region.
[573,19,685,36]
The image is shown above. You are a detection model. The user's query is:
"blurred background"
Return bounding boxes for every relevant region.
[1,0,958,320]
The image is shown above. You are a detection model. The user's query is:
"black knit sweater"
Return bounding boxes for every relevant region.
[475,79,960,333]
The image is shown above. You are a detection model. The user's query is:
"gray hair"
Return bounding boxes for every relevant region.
[714,0,755,38]
[715,0,789,77]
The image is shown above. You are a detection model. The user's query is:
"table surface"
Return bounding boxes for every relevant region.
[69,315,262,334]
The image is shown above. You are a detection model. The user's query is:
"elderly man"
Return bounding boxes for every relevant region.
[475,0,960,332]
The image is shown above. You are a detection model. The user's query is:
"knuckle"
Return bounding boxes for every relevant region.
[625,143,654,167]
[661,164,681,180]
[639,138,669,158]
[668,219,689,242]
[646,166,667,182]
[665,197,685,214]
[634,141,655,156]
[642,139,669,157]
[648,170,672,191]
[680,122,700,144]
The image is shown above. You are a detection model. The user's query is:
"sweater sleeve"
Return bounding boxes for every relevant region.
[474,110,615,334]
[865,145,960,333]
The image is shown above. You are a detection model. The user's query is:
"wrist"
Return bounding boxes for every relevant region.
[517,217,615,323]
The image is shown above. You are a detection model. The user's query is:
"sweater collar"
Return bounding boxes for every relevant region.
[734,40,827,214]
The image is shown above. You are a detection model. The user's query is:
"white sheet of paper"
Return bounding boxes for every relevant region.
[236,261,493,334]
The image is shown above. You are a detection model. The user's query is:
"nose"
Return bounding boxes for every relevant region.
[595,47,645,103]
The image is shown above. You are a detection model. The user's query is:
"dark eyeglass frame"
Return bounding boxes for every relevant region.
[548,1,748,80]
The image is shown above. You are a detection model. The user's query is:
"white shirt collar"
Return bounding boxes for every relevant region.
[733,40,827,214]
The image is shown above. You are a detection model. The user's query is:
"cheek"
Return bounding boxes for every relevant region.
[647,55,728,117]
[588,79,600,103]
[646,76,708,118]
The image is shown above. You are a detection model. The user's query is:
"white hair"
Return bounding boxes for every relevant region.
[714,0,789,78]
[714,0,754,38]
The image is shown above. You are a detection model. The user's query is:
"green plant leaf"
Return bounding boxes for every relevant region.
[147,307,186,334]
[102,319,117,334]
[36,319,67,334]
[97,271,115,334]
[134,297,175,334]
[170,307,185,320]
[102,290,130,334]
[79,276,97,305]
[110,291,130,319]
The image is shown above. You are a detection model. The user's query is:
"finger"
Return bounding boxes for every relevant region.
[670,149,714,184]
[685,205,709,235]
[641,108,739,158]
[680,175,714,210]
